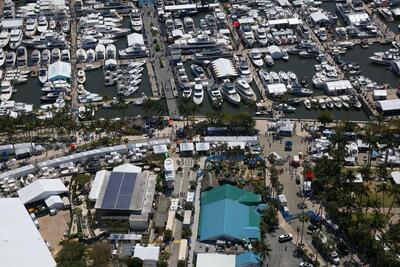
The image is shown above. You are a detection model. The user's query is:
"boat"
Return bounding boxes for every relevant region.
[16,46,27,66]
[38,68,48,84]
[303,99,312,109]
[0,81,13,102]
[77,48,87,63]
[288,83,313,96]
[184,17,195,33]
[255,27,268,47]
[279,71,289,83]
[0,31,10,48]
[287,71,297,82]
[235,78,257,103]
[351,95,362,109]
[221,80,241,105]
[62,19,70,33]
[77,69,86,84]
[318,98,326,109]
[105,44,116,60]
[277,103,296,112]
[95,44,106,61]
[61,49,70,62]
[130,9,143,32]
[264,54,274,66]
[51,48,61,63]
[5,51,16,67]
[182,86,192,98]
[240,24,255,47]
[340,95,350,109]
[86,49,95,62]
[0,49,5,67]
[31,49,40,65]
[259,69,271,85]
[41,92,62,102]
[80,36,98,49]
[208,85,223,107]
[118,44,148,58]
[174,19,184,31]
[192,83,204,105]
[249,49,264,67]
[325,98,334,109]
[37,16,48,33]
[191,64,206,78]
[164,158,175,185]
[331,96,342,109]
[41,49,51,65]
[270,71,281,83]
[238,58,252,82]
[49,18,57,30]
[25,18,37,37]
[9,29,23,49]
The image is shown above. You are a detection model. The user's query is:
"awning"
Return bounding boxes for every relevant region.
[153,144,168,154]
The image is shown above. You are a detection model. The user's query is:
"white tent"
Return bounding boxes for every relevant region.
[48,62,71,81]
[44,195,64,209]
[211,58,238,79]
[18,179,68,204]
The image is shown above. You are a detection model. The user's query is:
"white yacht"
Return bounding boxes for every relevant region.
[5,51,16,67]
[16,46,27,66]
[95,44,106,61]
[264,54,274,66]
[9,29,23,49]
[259,69,271,85]
[77,48,87,63]
[249,49,264,67]
[0,81,13,102]
[25,18,37,37]
[221,80,241,105]
[0,49,5,67]
[184,17,195,33]
[279,71,289,84]
[51,48,61,63]
[77,69,86,84]
[41,49,51,65]
[130,9,143,32]
[240,24,255,47]
[105,44,116,60]
[62,19,70,33]
[38,68,48,84]
[0,31,10,48]
[303,99,312,109]
[37,16,48,33]
[208,85,223,107]
[182,86,192,98]
[270,71,281,83]
[318,98,326,109]
[192,82,204,105]
[255,27,268,46]
[61,49,70,61]
[119,44,149,58]
[49,18,56,30]
[235,78,256,103]
[238,57,252,82]
[332,96,342,109]
[86,48,95,63]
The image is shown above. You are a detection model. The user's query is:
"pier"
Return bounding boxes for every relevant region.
[146,62,159,98]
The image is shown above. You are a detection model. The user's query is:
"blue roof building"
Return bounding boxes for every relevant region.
[236,252,260,267]
[198,184,261,242]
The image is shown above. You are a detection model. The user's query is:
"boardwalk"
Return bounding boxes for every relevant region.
[69,0,79,117]
[146,62,159,98]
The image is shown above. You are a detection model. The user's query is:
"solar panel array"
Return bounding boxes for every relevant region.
[101,172,137,210]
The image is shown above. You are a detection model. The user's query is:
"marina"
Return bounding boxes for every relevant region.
[0,0,400,121]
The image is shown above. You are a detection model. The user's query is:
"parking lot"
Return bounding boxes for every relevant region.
[38,210,70,254]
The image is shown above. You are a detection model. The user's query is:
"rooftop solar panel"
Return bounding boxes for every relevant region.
[101,172,137,210]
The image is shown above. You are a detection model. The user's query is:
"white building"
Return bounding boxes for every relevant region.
[44,195,64,209]
[0,198,56,267]
[322,80,353,95]
[18,179,68,205]
[265,83,287,96]
[196,253,236,267]
[133,244,160,267]
[376,99,400,114]
[89,170,109,202]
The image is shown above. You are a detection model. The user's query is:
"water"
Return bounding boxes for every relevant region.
[343,43,399,87]
[13,76,43,107]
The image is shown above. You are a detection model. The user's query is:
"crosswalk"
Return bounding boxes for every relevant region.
[182,159,194,167]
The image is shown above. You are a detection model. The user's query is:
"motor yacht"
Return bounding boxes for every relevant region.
[255,27,268,46]
[86,49,95,62]
[41,49,51,65]
[240,24,255,47]
[238,57,252,82]
[118,44,149,58]
[30,49,40,65]
[270,71,281,83]
[288,83,313,96]
[221,80,241,105]
[62,19,70,33]
[249,49,264,67]
[61,49,70,62]
[340,95,350,109]
[264,54,274,66]
[105,44,116,60]
[303,99,312,109]
[39,68,48,84]
[37,16,48,33]
[184,17,195,33]
[351,94,362,109]
[16,46,27,66]
[77,69,86,84]
[130,9,143,32]
[77,48,87,63]
[192,82,204,105]
[325,98,334,109]
[208,85,223,108]
[191,64,206,78]
[25,18,37,37]
[9,29,23,49]
[95,44,106,61]
[235,78,256,103]
[0,31,10,48]
[164,158,175,186]
[51,48,61,63]
[279,71,289,84]
[0,49,5,67]
[259,69,271,85]
[277,103,296,112]
[0,81,13,102]
[5,51,16,68]
[182,86,192,98]
[331,96,342,109]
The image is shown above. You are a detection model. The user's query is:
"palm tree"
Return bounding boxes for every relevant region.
[252,239,272,266]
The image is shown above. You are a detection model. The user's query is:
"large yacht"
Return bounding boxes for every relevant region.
[221,80,241,105]
[240,24,255,47]
[193,82,204,105]
[9,29,23,49]
[25,18,37,37]
[0,31,10,48]
[235,78,256,103]
[119,44,149,58]
[130,9,143,32]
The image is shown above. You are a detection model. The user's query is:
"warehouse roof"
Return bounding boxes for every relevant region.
[197,253,236,267]
[236,252,260,267]
[18,179,68,204]
[376,99,400,112]
[89,170,110,201]
[133,244,160,261]
[0,164,35,181]
[196,142,210,152]
[0,198,56,267]
[180,142,194,152]
[153,144,168,154]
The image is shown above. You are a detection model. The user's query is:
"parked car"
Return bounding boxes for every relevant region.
[278,233,293,243]
[330,251,340,265]
[299,262,314,267]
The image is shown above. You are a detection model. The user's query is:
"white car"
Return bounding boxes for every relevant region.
[299,262,314,267]
[330,251,340,265]
[278,233,293,243]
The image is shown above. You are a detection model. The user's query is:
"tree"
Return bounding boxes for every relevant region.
[177,260,187,267]
[124,257,144,267]
[317,111,333,127]
[88,243,111,267]
[261,205,279,234]
[252,239,272,265]
[164,229,172,243]
[56,241,86,267]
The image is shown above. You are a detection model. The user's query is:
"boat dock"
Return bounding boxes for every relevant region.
[146,62,159,98]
